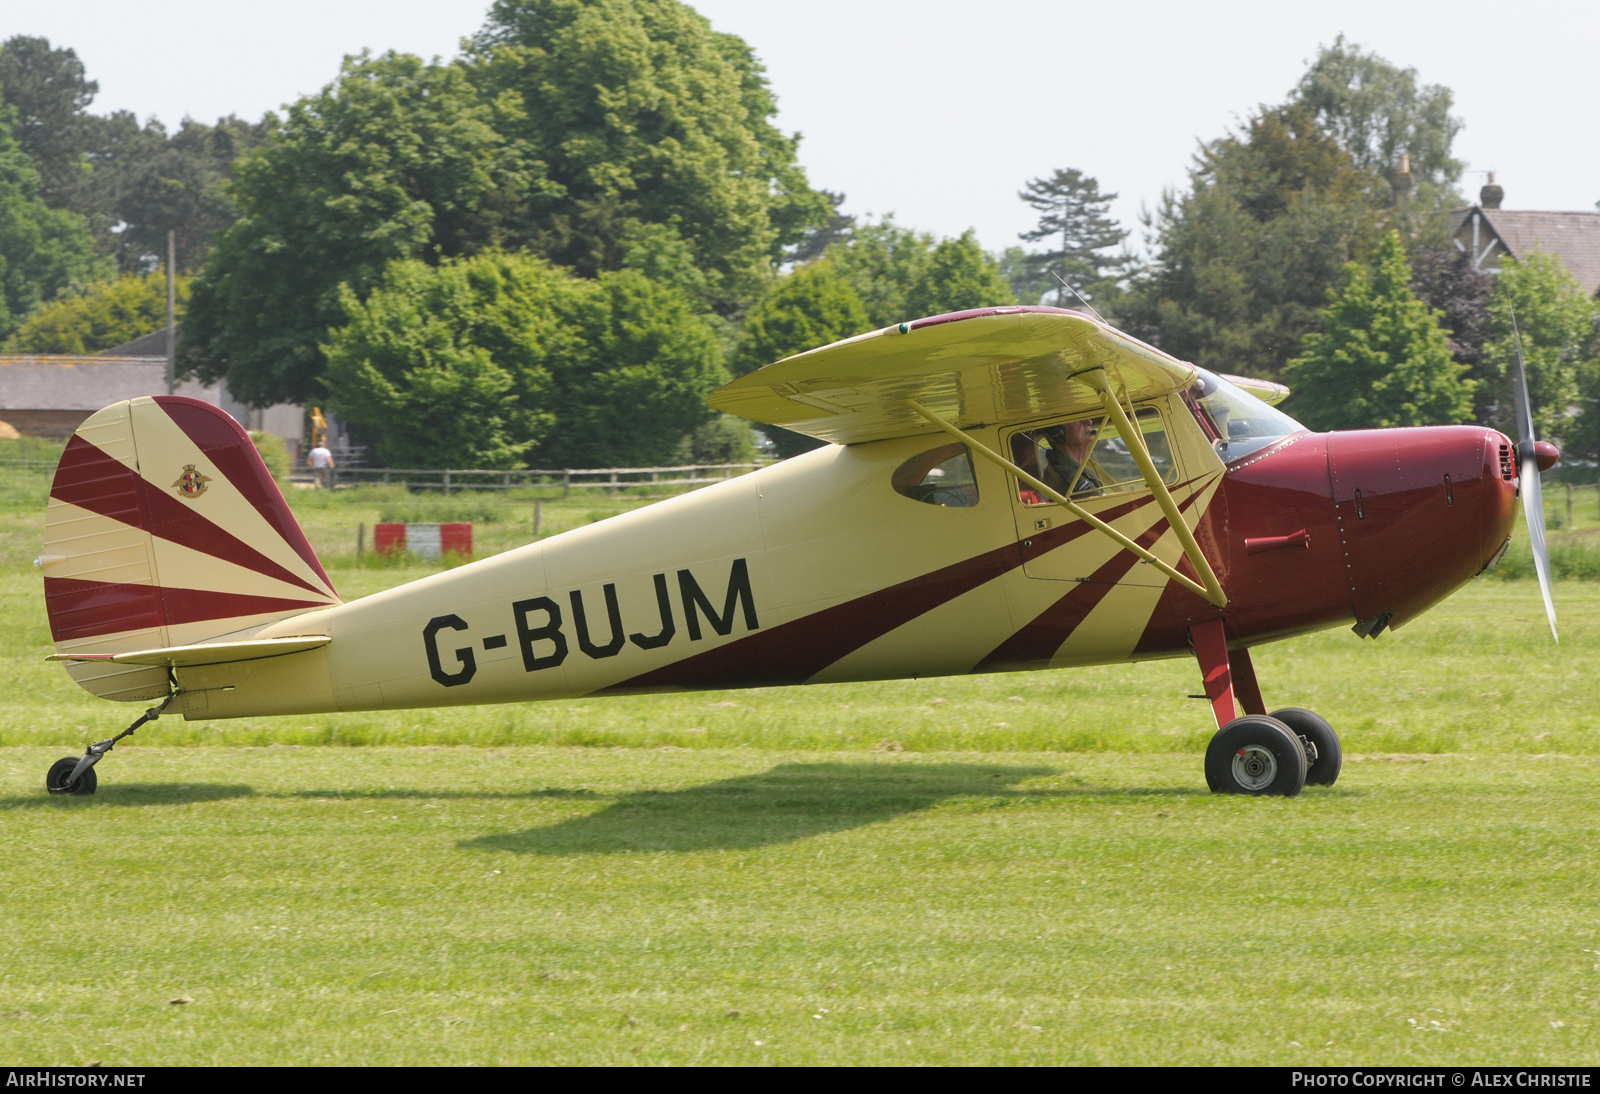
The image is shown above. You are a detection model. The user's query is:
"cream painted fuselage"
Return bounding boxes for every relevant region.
[173,395,1235,721]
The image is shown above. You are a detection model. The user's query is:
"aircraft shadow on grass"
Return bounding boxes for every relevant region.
[459,761,1202,855]
[288,787,606,801]
[0,783,253,809]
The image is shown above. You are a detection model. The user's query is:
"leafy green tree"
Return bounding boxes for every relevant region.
[786,189,854,265]
[0,36,166,258]
[734,258,869,457]
[324,254,555,469]
[248,430,291,483]
[107,116,271,273]
[0,107,111,340]
[619,218,715,311]
[0,36,100,211]
[826,217,933,330]
[1126,104,1380,380]
[3,269,189,352]
[1283,231,1472,430]
[538,267,727,468]
[1407,246,1494,420]
[1292,35,1463,201]
[324,252,724,469]
[0,36,274,274]
[187,1,829,408]
[1481,252,1600,449]
[465,0,829,303]
[825,220,1014,329]
[182,52,527,407]
[1016,168,1128,305]
[736,259,867,375]
[675,413,755,464]
[998,245,1049,306]
[903,231,1015,318]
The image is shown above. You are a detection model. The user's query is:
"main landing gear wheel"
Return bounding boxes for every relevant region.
[1205,716,1307,797]
[1271,707,1342,786]
[46,756,97,796]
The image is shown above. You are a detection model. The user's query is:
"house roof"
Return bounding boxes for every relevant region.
[0,355,173,411]
[99,328,172,357]
[1456,207,1600,297]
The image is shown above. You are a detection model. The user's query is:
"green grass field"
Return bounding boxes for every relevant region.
[3,443,1599,1064]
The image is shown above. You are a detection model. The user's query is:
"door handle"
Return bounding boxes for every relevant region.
[1244,529,1310,555]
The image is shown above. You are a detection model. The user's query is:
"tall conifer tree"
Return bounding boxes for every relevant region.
[1016,168,1127,305]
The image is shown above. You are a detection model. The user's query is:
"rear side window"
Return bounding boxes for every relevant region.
[892,443,979,507]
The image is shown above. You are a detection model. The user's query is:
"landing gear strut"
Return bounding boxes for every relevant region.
[1189,620,1341,796]
[45,701,168,796]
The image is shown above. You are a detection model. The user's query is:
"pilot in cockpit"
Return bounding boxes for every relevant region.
[1013,417,1103,503]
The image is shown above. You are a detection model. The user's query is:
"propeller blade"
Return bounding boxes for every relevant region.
[1510,308,1558,642]
[1520,456,1558,643]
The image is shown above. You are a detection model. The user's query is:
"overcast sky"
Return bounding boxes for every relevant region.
[10,0,1598,255]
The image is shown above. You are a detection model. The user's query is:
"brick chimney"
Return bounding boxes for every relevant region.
[1480,172,1504,209]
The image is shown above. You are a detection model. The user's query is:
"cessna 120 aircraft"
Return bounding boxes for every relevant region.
[38,305,1559,798]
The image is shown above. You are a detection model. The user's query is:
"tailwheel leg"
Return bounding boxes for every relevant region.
[46,702,167,797]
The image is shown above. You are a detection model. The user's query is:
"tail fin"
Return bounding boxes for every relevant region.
[42,396,339,701]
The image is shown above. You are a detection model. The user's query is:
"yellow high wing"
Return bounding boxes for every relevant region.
[710,307,1227,606]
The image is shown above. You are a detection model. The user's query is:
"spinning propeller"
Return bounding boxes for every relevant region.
[1510,310,1560,642]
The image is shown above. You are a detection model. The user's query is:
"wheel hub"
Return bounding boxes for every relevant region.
[1232,745,1278,791]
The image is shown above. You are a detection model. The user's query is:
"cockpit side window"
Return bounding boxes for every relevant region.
[1006,408,1175,507]
[892,443,979,507]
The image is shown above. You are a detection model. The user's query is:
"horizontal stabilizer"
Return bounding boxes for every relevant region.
[49,635,330,668]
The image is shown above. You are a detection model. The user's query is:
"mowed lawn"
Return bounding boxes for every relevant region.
[3,454,1600,1063]
[1,747,1597,1065]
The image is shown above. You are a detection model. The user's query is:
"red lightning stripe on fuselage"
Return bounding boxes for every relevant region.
[976,486,1210,669]
[600,479,1217,694]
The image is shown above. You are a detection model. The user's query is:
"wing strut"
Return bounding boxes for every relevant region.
[906,379,1227,608]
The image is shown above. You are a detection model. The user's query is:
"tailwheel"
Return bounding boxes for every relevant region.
[1204,715,1307,797]
[43,701,168,799]
[1270,707,1342,787]
[46,756,97,796]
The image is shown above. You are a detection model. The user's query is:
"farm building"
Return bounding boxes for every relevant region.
[0,327,304,460]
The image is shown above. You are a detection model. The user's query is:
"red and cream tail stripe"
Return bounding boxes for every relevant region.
[42,396,339,701]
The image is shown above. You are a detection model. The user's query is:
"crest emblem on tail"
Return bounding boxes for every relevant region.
[173,464,211,498]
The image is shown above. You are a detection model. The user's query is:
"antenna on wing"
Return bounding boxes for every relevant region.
[1049,270,1108,326]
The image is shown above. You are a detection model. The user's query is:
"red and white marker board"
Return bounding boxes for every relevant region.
[373,522,472,560]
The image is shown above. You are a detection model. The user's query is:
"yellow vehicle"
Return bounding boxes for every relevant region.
[38,307,1554,799]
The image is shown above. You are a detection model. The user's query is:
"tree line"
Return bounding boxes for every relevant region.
[2,8,1596,467]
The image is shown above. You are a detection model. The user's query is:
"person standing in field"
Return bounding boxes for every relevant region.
[308,442,335,489]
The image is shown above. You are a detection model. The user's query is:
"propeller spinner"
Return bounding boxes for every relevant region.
[1510,309,1560,642]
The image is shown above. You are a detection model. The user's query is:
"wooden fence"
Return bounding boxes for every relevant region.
[303,462,765,496]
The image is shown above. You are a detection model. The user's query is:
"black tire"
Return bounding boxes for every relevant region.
[1204,716,1307,797]
[46,757,97,796]
[1271,707,1342,787]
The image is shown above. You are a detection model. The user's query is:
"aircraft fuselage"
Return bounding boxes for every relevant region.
[169,394,1518,721]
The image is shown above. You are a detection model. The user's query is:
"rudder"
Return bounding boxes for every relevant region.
[42,396,339,701]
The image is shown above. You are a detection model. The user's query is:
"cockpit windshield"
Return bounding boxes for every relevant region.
[1185,369,1307,463]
